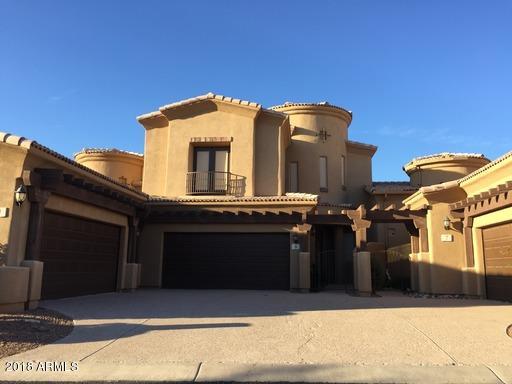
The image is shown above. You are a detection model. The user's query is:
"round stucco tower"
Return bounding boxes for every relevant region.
[74,148,144,190]
[271,102,352,203]
[403,153,490,187]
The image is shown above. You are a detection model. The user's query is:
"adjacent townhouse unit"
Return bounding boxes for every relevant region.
[0,92,510,312]
[404,151,512,302]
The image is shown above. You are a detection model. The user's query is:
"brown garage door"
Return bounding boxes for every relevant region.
[483,222,512,302]
[40,211,121,299]
[162,232,290,290]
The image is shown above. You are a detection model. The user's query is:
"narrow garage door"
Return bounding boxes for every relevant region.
[40,211,121,299]
[483,222,512,302]
[162,233,290,290]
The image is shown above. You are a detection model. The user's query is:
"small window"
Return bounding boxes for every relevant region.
[341,155,346,188]
[289,162,298,192]
[319,156,328,192]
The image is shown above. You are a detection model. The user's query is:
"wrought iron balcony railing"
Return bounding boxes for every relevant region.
[186,171,245,196]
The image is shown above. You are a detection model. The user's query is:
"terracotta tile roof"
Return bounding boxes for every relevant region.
[148,193,318,204]
[458,150,512,184]
[137,92,288,121]
[269,101,352,115]
[74,148,144,158]
[404,152,489,169]
[366,181,418,195]
[0,132,147,198]
[317,202,354,208]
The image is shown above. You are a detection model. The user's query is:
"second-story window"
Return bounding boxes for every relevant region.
[319,156,328,192]
[193,147,230,193]
[289,162,298,192]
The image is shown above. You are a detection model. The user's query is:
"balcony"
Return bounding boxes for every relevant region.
[186,171,245,196]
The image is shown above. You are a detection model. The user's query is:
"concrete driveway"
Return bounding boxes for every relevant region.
[2,289,512,383]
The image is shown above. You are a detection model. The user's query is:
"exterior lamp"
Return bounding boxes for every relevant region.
[443,216,451,230]
[14,184,27,207]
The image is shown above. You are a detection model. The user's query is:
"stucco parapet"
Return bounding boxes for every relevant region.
[136,110,165,122]
[346,140,378,156]
[270,102,352,124]
[403,152,490,174]
[74,148,144,158]
[409,150,512,208]
[270,101,351,114]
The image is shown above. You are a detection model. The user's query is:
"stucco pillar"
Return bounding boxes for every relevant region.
[462,217,478,296]
[290,224,311,292]
[25,187,50,261]
[127,216,140,264]
[20,260,43,309]
[354,251,372,295]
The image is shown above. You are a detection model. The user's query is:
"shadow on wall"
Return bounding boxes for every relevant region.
[39,263,511,323]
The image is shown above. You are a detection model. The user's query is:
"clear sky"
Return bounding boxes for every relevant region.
[1,1,511,181]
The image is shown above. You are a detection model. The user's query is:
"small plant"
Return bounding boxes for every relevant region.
[0,243,7,266]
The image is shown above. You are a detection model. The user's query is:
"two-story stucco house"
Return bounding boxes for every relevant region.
[1,92,510,312]
[134,93,376,291]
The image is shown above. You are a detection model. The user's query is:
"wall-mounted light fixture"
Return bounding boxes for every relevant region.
[14,184,27,207]
[443,216,451,230]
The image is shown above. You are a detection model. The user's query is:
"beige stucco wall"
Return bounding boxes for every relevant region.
[346,146,373,206]
[277,105,350,203]
[142,121,169,196]
[138,223,296,287]
[139,101,291,198]
[254,113,288,196]
[425,203,465,294]
[404,189,466,294]
[74,151,144,190]
[0,143,30,267]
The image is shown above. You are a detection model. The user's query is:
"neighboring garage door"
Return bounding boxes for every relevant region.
[162,232,290,290]
[483,222,512,302]
[40,211,121,299]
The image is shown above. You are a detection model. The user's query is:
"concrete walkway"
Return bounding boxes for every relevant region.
[1,289,511,383]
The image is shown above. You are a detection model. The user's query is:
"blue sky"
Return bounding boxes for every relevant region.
[1,1,511,180]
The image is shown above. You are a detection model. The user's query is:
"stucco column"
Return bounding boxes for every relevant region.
[127,216,140,264]
[463,217,474,267]
[25,187,50,261]
[290,224,312,292]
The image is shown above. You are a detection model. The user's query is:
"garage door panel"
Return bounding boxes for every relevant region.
[162,233,290,290]
[483,223,512,302]
[40,211,120,299]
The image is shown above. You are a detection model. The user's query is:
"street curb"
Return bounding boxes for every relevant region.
[1,362,511,383]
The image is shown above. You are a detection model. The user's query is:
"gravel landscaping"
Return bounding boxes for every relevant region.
[0,308,73,358]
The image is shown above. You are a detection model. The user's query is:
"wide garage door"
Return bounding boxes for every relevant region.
[162,232,290,290]
[483,222,512,302]
[40,211,121,299]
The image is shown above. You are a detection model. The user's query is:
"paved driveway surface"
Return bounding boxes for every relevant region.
[4,289,511,367]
